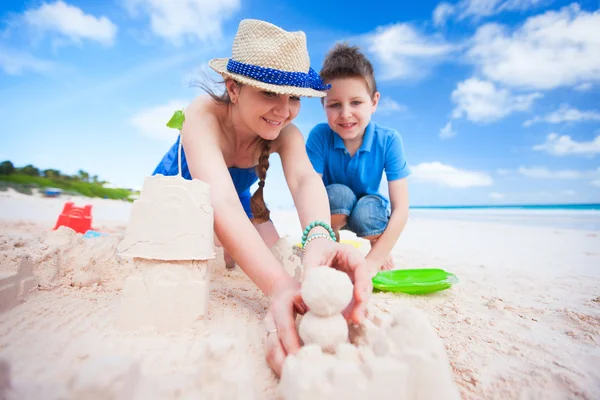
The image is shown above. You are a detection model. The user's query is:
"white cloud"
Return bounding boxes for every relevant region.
[524,104,600,126]
[575,82,593,92]
[518,166,584,179]
[496,168,510,175]
[459,0,504,19]
[533,133,600,157]
[497,0,549,12]
[434,0,549,24]
[433,2,456,26]
[467,4,600,90]
[489,191,505,199]
[377,97,407,115]
[460,0,548,20]
[0,46,56,75]
[23,0,117,45]
[363,23,455,80]
[591,179,600,188]
[439,121,457,139]
[130,99,191,141]
[411,161,493,188]
[574,82,594,92]
[125,0,240,45]
[563,190,577,196]
[451,78,541,123]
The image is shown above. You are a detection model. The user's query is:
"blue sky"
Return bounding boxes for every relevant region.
[1,0,599,207]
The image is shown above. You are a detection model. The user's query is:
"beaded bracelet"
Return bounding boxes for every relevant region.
[302,233,333,252]
[301,220,336,247]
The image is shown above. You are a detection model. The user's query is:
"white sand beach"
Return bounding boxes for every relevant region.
[0,188,599,399]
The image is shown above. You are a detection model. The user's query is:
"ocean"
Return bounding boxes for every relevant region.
[408,204,600,231]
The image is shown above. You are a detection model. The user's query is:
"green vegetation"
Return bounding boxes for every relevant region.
[0,160,136,201]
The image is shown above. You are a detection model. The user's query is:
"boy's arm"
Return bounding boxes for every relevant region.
[365,131,411,269]
[364,178,409,268]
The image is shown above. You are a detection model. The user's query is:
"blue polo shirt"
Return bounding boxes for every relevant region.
[306,121,411,207]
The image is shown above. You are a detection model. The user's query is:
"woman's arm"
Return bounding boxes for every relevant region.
[181,101,293,297]
[365,178,409,267]
[275,123,371,323]
[274,124,332,237]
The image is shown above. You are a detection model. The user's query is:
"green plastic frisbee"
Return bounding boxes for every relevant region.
[372,268,458,295]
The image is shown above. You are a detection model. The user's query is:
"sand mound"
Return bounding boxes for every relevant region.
[1,226,135,291]
[281,305,460,400]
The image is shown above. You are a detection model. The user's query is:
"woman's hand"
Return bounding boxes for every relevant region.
[263,276,307,377]
[301,237,372,325]
[263,237,372,377]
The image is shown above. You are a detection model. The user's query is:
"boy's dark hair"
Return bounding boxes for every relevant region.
[320,42,378,96]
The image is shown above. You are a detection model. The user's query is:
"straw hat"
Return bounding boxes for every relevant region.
[209,19,330,98]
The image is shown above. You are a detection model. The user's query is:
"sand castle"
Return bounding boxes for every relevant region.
[0,256,38,313]
[281,268,461,400]
[116,174,215,333]
[298,267,353,352]
[282,307,461,400]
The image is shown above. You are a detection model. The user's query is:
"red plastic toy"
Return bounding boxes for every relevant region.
[53,202,93,234]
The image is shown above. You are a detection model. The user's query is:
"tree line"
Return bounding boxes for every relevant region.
[0,160,105,185]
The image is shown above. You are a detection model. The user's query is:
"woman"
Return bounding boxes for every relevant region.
[153,19,372,376]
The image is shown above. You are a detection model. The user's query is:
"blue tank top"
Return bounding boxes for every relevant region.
[152,135,259,199]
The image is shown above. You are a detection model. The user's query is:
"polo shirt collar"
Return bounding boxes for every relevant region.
[359,122,375,153]
[332,122,375,153]
[333,129,346,150]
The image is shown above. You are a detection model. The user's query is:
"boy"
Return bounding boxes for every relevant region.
[306,43,411,272]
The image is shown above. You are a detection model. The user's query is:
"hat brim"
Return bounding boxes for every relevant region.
[208,58,327,98]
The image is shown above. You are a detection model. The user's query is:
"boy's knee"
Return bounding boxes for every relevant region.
[348,195,390,237]
[326,184,357,216]
[330,214,348,234]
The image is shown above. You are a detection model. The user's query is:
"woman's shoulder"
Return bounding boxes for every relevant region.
[182,95,226,139]
[269,122,304,154]
[276,122,331,141]
[186,95,225,119]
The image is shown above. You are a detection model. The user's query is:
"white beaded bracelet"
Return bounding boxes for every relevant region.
[302,233,334,252]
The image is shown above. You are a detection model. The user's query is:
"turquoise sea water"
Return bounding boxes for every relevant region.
[408,204,600,231]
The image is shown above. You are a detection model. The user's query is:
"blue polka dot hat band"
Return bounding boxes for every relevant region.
[226,59,331,91]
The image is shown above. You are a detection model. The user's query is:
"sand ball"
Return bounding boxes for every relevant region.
[299,312,349,353]
[301,266,353,317]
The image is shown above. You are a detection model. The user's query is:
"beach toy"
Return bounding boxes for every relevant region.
[83,230,108,239]
[340,239,364,248]
[53,201,92,234]
[372,268,458,295]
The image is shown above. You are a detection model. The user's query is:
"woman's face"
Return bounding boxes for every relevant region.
[230,82,301,140]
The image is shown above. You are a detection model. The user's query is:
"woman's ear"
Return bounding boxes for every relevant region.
[226,80,241,104]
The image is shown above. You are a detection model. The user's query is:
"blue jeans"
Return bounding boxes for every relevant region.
[326,184,390,237]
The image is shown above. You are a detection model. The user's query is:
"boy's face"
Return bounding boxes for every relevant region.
[323,76,380,143]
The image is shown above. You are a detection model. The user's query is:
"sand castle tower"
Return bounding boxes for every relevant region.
[115,109,215,333]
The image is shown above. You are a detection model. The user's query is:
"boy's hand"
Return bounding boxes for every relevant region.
[364,259,381,278]
[365,254,396,276]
